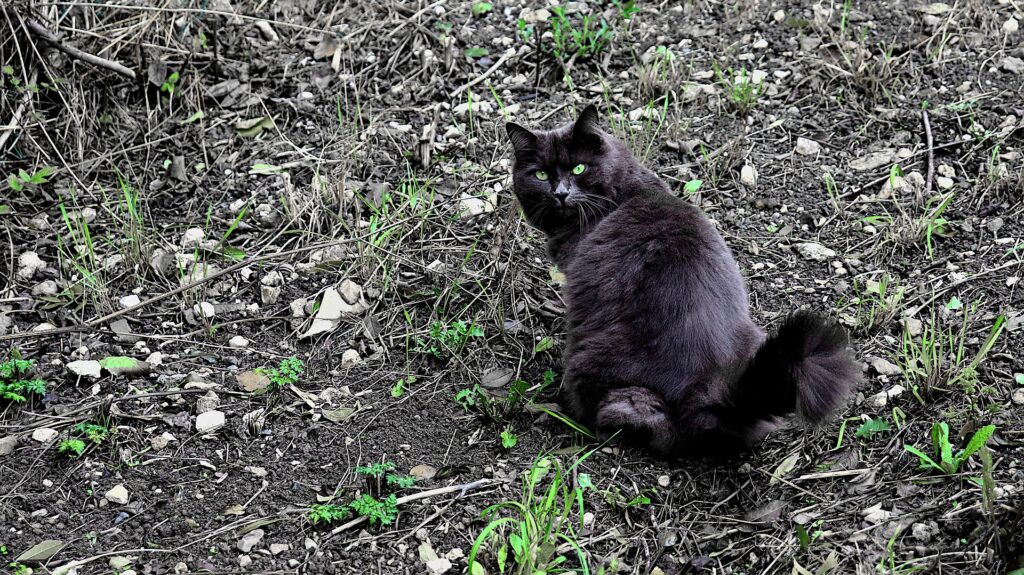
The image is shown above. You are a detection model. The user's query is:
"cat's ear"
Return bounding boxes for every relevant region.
[505,122,537,158]
[569,103,598,139]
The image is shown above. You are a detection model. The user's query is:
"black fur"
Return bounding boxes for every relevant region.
[505,105,859,457]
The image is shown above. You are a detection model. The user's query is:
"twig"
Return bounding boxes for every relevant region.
[449,50,515,99]
[922,109,935,197]
[25,18,136,80]
[326,478,493,537]
[0,70,36,151]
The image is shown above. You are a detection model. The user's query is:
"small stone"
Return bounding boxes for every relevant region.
[181,228,206,248]
[794,242,836,261]
[146,352,164,366]
[194,302,216,318]
[261,285,281,305]
[287,560,300,568]
[795,137,821,156]
[904,317,923,336]
[657,475,671,487]
[119,294,141,309]
[244,466,268,477]
[1012,388,1024,406]
[426,558,453,574]
[196,391,220,414]
[304,537,317,550]
[418,541,438,563]
[861,502,891,525]
[109,556,133,570]
[445,548,465,561]
[912,522,934,543]
[68,360,103,378]
[458,193,495,218]
[150,435,170,452]
[32,280,58,296]
[238,555,252,568]
[870,357,902,376]
[174,563,188,574]
[1003,17,1019,35]
[739,164,757,187]
[338,279,363,304]
[0,435,18,456]
[936,176,954,189]
[228,336,249,349]
[32,428,59,443]
[237,529,265,553]
[341,349,361,366]
[1001,56,1024,74]
[18,251,45,280]
[105,484,130,505]
[269,543,290,555]
[196,410,226,433]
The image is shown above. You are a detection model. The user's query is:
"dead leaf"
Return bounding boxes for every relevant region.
[770,453,800,484]
[480,368,514,389]
[235,117,275,138]
[223,504,246,516]
[322,406,356,423]
[17,539,64,562]
[410,464,438,480]
[743,499,787,523]
[237,370,270,393]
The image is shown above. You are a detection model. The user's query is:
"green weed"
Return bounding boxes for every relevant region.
[417,320,484,359]
[308,503,350,525]
[715,64,763,115]
[257,356,305,390]
[500,427,518,449]
[0,357,46,403]
[842,272,904,335]
[58,439,87,458]
[349,493,399,526]
[7,166,55,192]
[549,5,612,62]
[904,422,995,476]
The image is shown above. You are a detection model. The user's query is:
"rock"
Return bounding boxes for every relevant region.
[108,556,133,570]
[426,558,452,574]
[261,285,281,305]
[237,529,265,553]
[861,502,891,525]
[794,242,836,261]
[739,164,757,187]
[146,352,164,366]
[32,428,59,443]
[244,466,268,477]
[870,384,905,407]
[228,336,249,349]
[105,484,130,505]
[254,20,279,42]
[849,149,895,171]
[18,251,45,280]
[300,286,367,338]
[1012,388,1024,406]
[269,543,289,555]
[1001,56,1024,74]
[238,555,252,568]
[870,357,902,376]
[795,137,821,156]
[445,548,464,561]
[237,370,270,392]
[418,541,438,563]
[912,522,935,543]
[341,349,361,366]
[196,410,226,433]
[1004,17,1019,35]
[196,391,221,414]
[181,228,206,248]
[657,475,671,487]
[410,464,438,480]
[453,101,493,118]
[119,294,141,309]
[338,279,362,305]
[458,193,495,217]
[67,360,102,378]
[936,176,954,189]
[0,435,18,456]
[194,302,216,318]
[173,562,188,574]
[32,280,58,296]
[150,435,170,451]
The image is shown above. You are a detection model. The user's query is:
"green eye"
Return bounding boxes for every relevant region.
[535,170,549,181]
[572,164,586,175]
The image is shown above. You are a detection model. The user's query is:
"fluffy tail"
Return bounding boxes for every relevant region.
[715,311,858,443]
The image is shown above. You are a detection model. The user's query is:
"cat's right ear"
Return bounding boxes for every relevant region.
[505,122,537,159]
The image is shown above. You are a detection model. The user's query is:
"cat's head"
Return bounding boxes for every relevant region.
[505,105,624,232]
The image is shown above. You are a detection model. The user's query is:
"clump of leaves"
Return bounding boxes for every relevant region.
[258,356,305,390]
[904,422,996,476]
[58,439,86,458]
[308,503,349,525]
[417,320,484,358]
[854,417,891,441]
[715,64,764,115]
[349,493,399,526]
[500,427,518,449]
[8,166,55,192]
[0,357,47,403]
[75,422,111,443]
[549,5,612,61]
[356,461,396,479]
[357,461,415,495]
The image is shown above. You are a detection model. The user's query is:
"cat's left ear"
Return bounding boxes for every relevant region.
[506,122,538,159]
[572,104,601,144]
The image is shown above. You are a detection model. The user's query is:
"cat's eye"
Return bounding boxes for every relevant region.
[535,170,549,181]
[572,164,587,175]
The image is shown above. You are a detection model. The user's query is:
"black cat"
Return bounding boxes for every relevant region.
[505,105,859,456]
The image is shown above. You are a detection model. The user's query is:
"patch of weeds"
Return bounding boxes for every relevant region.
[349,493,399,526]
[356,461,414,494]
[500,426,518,449]
[469,451,594,574]
[796,519,826,552]
[257,356,305,390]
[9,562,30,575]
[920,192,954,259]
[600,484,655,513]
[611,0,639,20]
[714,64,763,115]
[471,2,493,17]
[416,320,484,359]
[0,356,47,403]
[638,45,679,97]
[58,439,87,458]
[840,272,904,335]
[160,71,180,97]
[854,417,890,441]
[307,503,350,526]
[7,166,55,192]
[549,5,613,62]
[904,422,995,476]
[899,306,1005,400]
[386,474,416,489]
[391,375,416,398]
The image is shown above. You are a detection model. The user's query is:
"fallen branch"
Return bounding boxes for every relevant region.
[449,50,515,99]
[25,18,136,80]
[922,109,935,198]
[0,70,36,151]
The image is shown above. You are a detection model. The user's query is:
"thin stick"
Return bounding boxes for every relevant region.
[922,109,935,197]
[25,18,136,79]
[449,50,515,99]
[327,479,493,537]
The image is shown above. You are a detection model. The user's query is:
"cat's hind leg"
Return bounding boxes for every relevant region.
[594,387,677,456]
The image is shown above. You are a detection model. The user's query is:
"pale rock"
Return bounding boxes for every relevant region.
[181,228,206,248]
[32,428,59,443]
[912,522,935,543]
[244,466,268,477]
[794,242,836,261]
[261,271,283,287]
[238,555,252,568]
[453,101,493,118]
[18,251,45,280]
[795,137,821,156]
[196,410,226,433]
[33,322,57,332]
[229,335,250,349]
[261,285,281,305]
[458,193,495,217]
[337,279,363,306]
[108,557,132,570]
[936,176,954,189]
[269,543,289,555]
[105,484,130,505]
[418,541,439,562]
[520,7,550,23]
[196,391,220,414]
[861,502,891,525]
[657,475,671,487]
[300,286,365,338]
[0,435,18,456]
[870,357,902,376]
[445,548,464,561]
[194,302,216,318]
[237,529,265,553]
[67,360,102,378]
[1004,17,1019,35]
[146,352,164,366]
[119,294,141,309]
[773,9,785,21]
[739,164,758,187]
[849,149,895,171]
[150,435,170,451]
[290,298,307,317]
[341,349,361,366]
[32,280,58,296]
[904,317,923,336]
[1001,56,1024,74]
[1012,388,1024,405]
[426,558,452,575]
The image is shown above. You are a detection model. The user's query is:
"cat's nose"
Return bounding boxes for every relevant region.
[553,184,570,205]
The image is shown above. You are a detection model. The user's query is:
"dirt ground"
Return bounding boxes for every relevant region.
[2,0,1024,574]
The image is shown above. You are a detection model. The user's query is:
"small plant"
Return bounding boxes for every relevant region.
[921,192,954,259]
[0,357,47,403]
[854,417,890,441]
[258,356,305,390]
[549,5,613,62]
[418,320,484,358]
[58,439,87,458]
[471,2,492,16]
[500,427,518,449]
[795,519,825,552]
[349,493,399,526]
[386,474,416,489]
[160,71,180,96]
[7,166,55,192]
[469,452,594,574]
[611,0,639,20]
[391,375,416,398]
[843,272,904,335]
[355,461,396,479]
[715,64,763,114]
[74,422,110,444]
[308,503,350,525]
[904,422,996,476]
[9,562,30,575]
